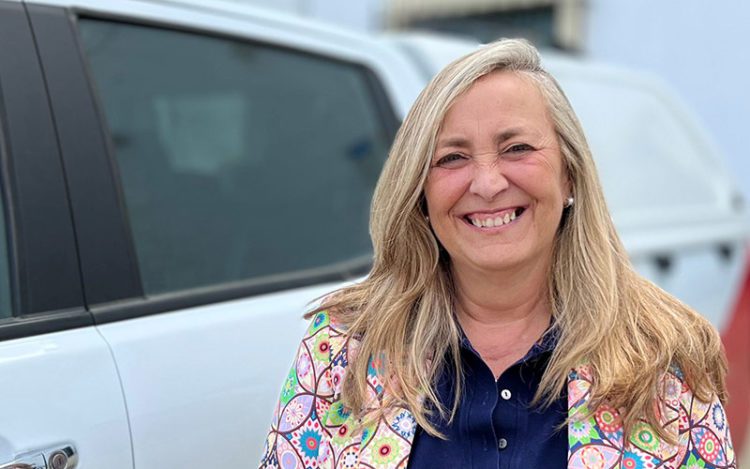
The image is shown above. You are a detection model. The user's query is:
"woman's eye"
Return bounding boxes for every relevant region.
[506,143,533,154]
[435,153,467,167]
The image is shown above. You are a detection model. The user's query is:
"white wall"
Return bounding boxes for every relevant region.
[585,0,750,200]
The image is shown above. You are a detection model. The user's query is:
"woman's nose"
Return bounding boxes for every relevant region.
[468,162,509,200]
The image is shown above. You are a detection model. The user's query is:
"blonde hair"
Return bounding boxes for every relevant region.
[311,38,727,440]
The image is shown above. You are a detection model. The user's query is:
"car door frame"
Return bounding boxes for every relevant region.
[26,2,412,465]
[0,0,90,339]
[0,3,133,468]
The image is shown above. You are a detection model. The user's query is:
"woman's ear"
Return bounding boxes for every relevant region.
[561,172,573,207]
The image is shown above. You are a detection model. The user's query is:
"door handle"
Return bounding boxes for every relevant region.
[0,444,77,469]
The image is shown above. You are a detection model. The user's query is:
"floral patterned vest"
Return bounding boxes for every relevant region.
[260,311,736,468]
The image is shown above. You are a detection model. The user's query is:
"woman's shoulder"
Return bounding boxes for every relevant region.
[660,365,735,466]
[305,309,353,335]
[568,363,736,467]
[303,310,356,366]
[569,362,720,405]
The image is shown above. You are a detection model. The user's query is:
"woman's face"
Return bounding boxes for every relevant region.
[424,70,570,277]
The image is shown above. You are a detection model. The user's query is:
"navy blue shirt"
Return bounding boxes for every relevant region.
[407,331,568,468]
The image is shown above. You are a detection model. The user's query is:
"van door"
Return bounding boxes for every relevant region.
[28,2,400,466]
[0,2,132,468]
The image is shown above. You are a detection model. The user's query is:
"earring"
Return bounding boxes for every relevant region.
[564,196,574,208]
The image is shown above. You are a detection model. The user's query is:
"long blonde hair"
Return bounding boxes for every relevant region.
[312,38,727,439]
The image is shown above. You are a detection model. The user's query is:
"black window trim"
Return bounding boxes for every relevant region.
[91,254,373,323]
[0,55,20,319]
[0,1,91,342]
[30,5,399,326]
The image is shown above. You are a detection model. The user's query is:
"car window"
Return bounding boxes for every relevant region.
[0,185,11,318]
[78,19,393,295]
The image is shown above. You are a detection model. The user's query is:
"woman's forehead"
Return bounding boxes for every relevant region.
[436,72,554,142]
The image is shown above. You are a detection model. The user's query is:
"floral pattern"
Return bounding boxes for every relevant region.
[260,311,736,468]
[568,366,736,468]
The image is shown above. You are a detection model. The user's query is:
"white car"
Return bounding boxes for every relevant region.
[0,0,424,467]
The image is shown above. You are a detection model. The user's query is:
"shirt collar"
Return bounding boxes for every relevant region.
[458,321,559,365]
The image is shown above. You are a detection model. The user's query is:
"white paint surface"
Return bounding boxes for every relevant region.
[0,328,133,468]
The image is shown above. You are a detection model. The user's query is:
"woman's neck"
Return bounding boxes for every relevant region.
[452,261,552,378]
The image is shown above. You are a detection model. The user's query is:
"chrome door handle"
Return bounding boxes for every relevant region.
[0,444,77,469]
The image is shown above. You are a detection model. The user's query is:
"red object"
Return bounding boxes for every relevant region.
[722,253,750,453]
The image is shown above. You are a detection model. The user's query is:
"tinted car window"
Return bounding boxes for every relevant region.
[78,20,392,294]
[0,185,10,318]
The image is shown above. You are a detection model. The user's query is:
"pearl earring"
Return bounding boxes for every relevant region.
[564,197,574,208]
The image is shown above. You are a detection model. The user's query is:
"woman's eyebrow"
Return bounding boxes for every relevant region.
[494,127,525,145]
[435,136,469,150]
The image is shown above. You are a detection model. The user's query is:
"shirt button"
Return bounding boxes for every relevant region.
[500,389,512,400]
[498,438,508,450]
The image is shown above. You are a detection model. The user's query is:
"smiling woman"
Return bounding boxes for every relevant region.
[425,71,570,297]
[260,39,736,468]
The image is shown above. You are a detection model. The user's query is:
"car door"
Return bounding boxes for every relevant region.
[25,1,407,466]
[0,2,133,468]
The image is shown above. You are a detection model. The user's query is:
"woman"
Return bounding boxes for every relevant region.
[260,39,735,468]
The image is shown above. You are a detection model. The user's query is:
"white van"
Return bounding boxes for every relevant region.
[385,31,750,457]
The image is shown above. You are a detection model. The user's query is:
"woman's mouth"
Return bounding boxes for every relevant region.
[464,207,526,228]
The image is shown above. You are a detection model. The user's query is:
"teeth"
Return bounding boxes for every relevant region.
[469,209,520,228]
